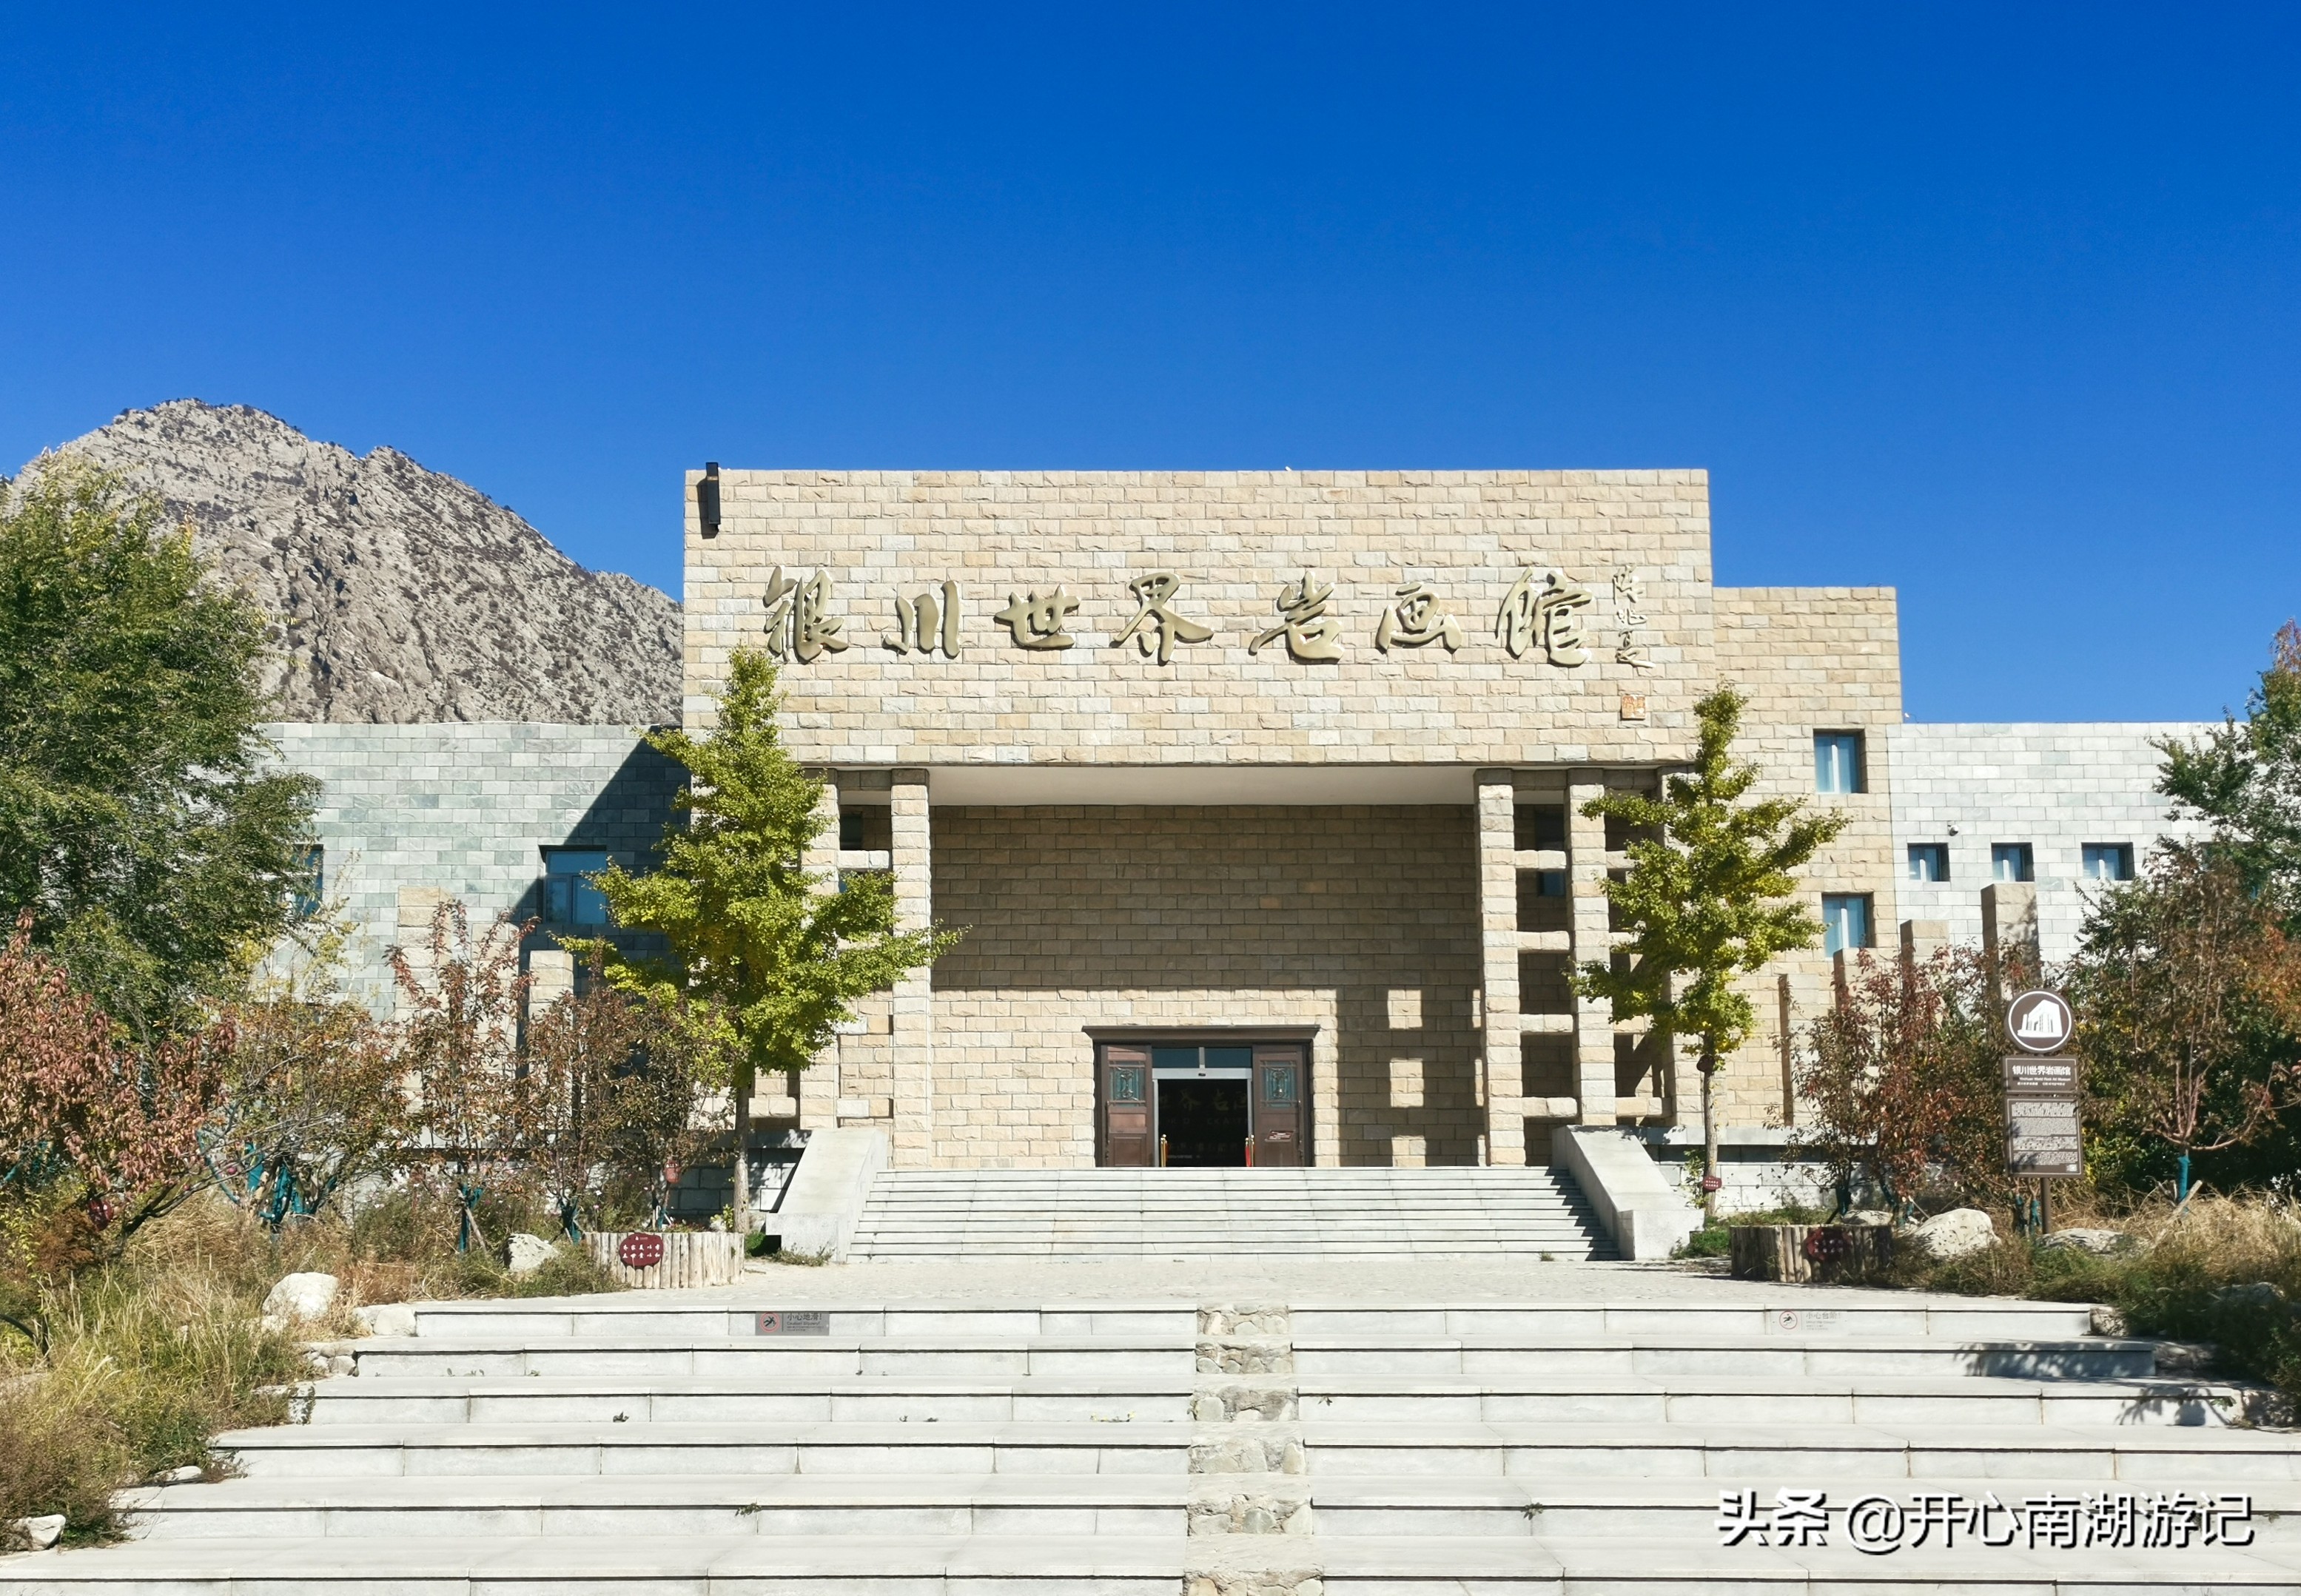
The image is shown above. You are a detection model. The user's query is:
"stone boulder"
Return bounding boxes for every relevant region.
[2212,1281,2291,1312]
[2038,1228,2132,1256]
[261,1272,339,1333]
[505,1233,556,1276]
[7,1514,66,1551]
[354,1302,418,1337]
[1908,1208,1997,1262]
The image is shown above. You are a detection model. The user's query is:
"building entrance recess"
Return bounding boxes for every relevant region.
[1095,1038,1306,1167]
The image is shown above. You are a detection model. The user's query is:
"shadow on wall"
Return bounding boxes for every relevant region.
[930,804,1485,1166]
[514,738,687,967]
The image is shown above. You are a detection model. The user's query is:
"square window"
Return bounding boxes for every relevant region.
[1992,844,2035,883]
[1814,732,1867,795]
[2082,843,2135,882]
[543,848,611,926]
[1532,869,1568,898]
[837,807,890,852]
[1907,843,1949,883]
[1822,892,1872,955]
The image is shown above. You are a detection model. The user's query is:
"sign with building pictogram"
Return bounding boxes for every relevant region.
[2005,990,2074,1054]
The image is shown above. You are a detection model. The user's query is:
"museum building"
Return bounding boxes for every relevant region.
[275,468,2206,1181]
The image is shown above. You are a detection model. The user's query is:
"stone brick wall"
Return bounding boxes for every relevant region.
[685,471,1714,770]
[853,804,1485,1168]
[1889,722,2211,961]
[1710,588,1904,1128]
[263,723,682,1005]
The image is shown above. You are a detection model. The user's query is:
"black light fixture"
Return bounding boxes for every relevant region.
[697,462,722,537]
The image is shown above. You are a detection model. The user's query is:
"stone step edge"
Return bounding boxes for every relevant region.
[404,1304,2100,1327]
[212,1419,2301,1451]
[121,1472,2301,1507]
[10,1536,2296,1592]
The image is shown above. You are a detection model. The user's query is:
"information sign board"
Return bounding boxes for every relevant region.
[2006,1096,2083,1178]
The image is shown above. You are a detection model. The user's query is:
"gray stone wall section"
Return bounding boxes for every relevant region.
[1887,722,2214,963]
[263,722,683,1002]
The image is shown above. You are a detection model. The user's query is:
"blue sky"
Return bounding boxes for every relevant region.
[3,4,2295,721]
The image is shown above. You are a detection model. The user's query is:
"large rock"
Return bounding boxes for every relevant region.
[19,401,680,725]
[354,1302,418,1337]
[2038,1228,2132,1256]
[505,1233,557,1276]
[1908,1208,1997,1262]
[2213,1282,2292,1313]
[261,1271,339,1332]
[8,1514,66,1551]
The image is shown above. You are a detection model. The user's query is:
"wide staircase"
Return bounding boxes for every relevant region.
[850,1167,1616,1259]
[9,1290,2300,1592]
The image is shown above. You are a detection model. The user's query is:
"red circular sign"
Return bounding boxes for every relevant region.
[1803,1228,1852,1263]
[617,1232,665,1270]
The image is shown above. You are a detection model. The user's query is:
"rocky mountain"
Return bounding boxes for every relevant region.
[19,400,681,724]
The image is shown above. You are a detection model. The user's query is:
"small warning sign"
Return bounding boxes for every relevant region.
[756,1310,831,1336]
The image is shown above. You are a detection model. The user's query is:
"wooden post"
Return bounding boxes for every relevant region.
[1776,974,1795,1127]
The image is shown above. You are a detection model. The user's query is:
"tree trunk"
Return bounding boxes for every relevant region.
[731,1064,751,1230]
[1700,1039,1720,1223]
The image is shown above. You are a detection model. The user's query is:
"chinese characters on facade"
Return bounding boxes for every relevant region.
[758,564,1656,669]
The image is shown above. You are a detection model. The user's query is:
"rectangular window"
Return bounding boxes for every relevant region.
[292,844,325,918]
[1813,732,1867,795]
[1531,869,1568,898]
[1992,844,2036,883]
[1822,893,1872,956]
[2082,843,2136,882]
[543,848,611,926]
[1514,803,1568,852]
[1907,843,1949,883]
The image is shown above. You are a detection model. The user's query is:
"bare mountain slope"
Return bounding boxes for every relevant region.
[21,400,680,724]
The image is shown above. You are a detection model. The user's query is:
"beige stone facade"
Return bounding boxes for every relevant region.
[686,470,1904,1168]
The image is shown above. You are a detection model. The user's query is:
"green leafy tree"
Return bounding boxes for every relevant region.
[569,649,959,1219]
[0,462,316,1037]
[1573,686,1847,1218]
[2067,846,2301,1199]
[2159,621,2301,915]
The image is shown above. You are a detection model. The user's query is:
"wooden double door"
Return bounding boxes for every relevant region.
[1097,1040,1306,1168]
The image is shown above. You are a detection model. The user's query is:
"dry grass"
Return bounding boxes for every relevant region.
[0,1188,617,1543]
[1900,1192,2301,1398]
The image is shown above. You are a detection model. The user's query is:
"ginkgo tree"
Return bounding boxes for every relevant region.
[1573,687,1847,1220]
[568,649,959,1223]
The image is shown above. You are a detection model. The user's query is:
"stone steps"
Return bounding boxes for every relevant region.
[17,1533,2300,1594]
[290,1371,2243,1428]
[9,1290,2299,1593]
[216,1418,2300,1482]
[345,1333,2157,1383]
[394,1295,2097,1340]
[115,1469,2301,1541]
[850,1168,1618,1259]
